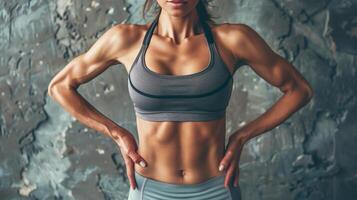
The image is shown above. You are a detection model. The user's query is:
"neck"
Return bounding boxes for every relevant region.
[155,9,203,45]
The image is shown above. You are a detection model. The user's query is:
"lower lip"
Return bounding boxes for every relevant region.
[168,1,187,8]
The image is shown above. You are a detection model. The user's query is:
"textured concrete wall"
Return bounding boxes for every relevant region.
[0,0,356,199]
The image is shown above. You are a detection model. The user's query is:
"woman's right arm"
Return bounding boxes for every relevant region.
[48,24,128,139]
[48,24,148,189]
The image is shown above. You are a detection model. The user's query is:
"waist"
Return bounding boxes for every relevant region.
[134,120,227,184]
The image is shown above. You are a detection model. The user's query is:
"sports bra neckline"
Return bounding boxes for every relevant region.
[141,15,216,79]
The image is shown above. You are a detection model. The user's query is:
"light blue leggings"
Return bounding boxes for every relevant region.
[127,171,241,200]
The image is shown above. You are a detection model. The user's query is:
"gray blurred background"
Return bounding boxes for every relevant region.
[0,0,356,199]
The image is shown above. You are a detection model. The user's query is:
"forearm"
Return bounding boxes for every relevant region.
[236,86,312,144]
[48,84,127,140]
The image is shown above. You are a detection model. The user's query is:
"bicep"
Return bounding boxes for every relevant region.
[50,25,124,89]
[232,24,309,93]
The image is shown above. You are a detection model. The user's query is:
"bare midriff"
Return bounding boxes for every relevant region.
[134,116,227,185]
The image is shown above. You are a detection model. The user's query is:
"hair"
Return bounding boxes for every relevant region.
[141,0,217,25]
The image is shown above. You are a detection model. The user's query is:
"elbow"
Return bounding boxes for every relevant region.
[47,80,55,98]
[47,74,77,98]
[47,80,67,99]
[305,83,314,99]
[48,77,61,98]
[47,79,78,100]
[302,83,314,103]
[47,81,61,100]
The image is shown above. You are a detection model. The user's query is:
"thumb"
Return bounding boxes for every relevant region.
[127,150,147,168]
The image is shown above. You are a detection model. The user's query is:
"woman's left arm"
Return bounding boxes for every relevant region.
[219,24,314,188]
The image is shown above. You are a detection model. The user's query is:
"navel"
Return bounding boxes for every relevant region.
[179,169,186,177]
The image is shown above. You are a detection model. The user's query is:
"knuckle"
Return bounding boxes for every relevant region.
[129,155,140,163]
[127,150,134,156]
[127,150,137,158]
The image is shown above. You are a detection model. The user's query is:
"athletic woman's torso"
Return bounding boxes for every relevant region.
[118,18,240,185]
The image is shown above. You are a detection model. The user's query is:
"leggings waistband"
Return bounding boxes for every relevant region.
[129,171,242,200]
[134,171,226,192]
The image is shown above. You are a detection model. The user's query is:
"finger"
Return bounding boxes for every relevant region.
[124,155,137,189]
[233,152,241,187]
[224,159,237,188]
[219,148,235,172]
[127,150,147,168]
[233,167,240,187]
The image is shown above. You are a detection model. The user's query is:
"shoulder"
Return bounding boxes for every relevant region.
[88,23,149,63]
[101,23,147,49]
[211,23,261,49]
[211,23,270,61]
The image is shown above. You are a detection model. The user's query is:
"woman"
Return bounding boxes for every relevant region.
[48,0,313,199]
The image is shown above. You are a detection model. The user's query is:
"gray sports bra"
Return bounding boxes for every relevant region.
[128,15,235,122]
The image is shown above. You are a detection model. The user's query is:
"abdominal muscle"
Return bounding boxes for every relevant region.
[134,116,227,185]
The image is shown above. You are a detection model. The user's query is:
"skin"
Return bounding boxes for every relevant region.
[48,0,313,191]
